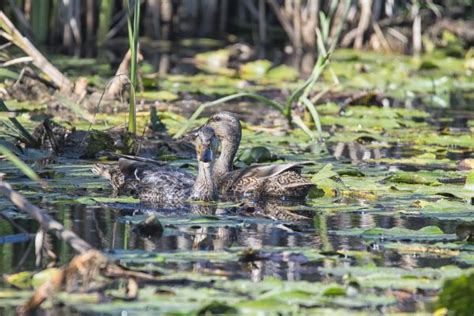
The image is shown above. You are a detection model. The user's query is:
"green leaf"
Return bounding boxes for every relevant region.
[3,271,33,289]
[332,226,456,242]
[31,268,63,289]
[141,90,179,102]
[323,286,346,297]
[385,173,441,186]
[464,171,474,191]
[438,273,474,316]
[238,146,273,165]
[0,144,44,185]
[240,60,272,80]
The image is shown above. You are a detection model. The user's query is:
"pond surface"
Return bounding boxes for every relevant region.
[0,49,473,314]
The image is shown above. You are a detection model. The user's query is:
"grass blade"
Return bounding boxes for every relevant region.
[301,96,322,140]
[126,0,140,134]
[292,116,316,140]
[173,92,283,138]
[0,145,45,186]
[0,99,36,146]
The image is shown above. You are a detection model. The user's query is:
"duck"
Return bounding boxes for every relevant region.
[200,111,315,199]
[92,126,218,205]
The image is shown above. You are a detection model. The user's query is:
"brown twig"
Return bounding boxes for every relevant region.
[0,181,93,254]
[0,181,164,313]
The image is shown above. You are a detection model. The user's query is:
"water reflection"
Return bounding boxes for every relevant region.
[330,136,472,165]
[1,196,460,282]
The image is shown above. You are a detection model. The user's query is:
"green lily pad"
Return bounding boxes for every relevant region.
[385,172,441,186]
[332,226,457,241]
[141,90,179,102]
[240,60,272,80]
[237,146,273,164]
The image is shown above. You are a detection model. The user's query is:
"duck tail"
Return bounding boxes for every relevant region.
[91,163,124,190]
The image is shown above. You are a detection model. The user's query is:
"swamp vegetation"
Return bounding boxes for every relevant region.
[0,0,473,315]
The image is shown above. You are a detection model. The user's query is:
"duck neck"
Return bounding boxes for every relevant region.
[214,133,241,185]
[191,161,217,201]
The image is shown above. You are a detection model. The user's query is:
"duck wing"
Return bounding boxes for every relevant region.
[118,158,191,182]
[235,161,314,179]
[118,158,195,203]
[92,158,195,204]
[227,162,315,199]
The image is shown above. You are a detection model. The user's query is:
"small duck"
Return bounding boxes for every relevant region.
[201,111,315,199]
[92,126,218,204]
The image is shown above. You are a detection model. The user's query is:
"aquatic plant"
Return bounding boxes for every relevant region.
[3,1,471,56]
[0,100,36,146]
[175,0,350,141]
[126,0,140,134]
[0,145,43,186]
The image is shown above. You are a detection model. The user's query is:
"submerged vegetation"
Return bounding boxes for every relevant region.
[0,0,473,315]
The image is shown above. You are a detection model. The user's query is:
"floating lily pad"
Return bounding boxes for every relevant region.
[331,226,457,241]
[141,90,179,102]
[240,60,272,80]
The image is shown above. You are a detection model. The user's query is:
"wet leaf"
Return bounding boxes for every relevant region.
[141,90,179,102]
[385,173,441,186]
[323,286,346,296]
[237,146,273,164]
[438,273,474,316]
[332,226,457,241]
[311,164,345,196]
[266,65,299,81]
[240,60,272,80]
[464,171,474,191]
[31,268,62,289]
[237,297,296,312]
[3,271,33,289]
[197,302,238,315]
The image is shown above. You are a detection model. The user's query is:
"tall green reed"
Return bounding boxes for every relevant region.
[126,0,140,134]
[31,0,50,44]
[98,0,114,48]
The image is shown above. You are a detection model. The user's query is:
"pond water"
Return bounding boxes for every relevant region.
[0,49,473,314]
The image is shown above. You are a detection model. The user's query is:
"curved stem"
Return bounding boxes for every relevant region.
[174,92,284,138]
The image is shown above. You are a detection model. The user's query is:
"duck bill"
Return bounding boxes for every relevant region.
[181,126,202,142]
[197,144,213,163]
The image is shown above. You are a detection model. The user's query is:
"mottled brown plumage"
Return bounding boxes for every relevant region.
[203,112,315,199]
[92,127,218,205]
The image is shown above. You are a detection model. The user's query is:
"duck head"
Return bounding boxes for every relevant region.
[191,126,219,201]
[204,112,242,184]
[194,126,219,163]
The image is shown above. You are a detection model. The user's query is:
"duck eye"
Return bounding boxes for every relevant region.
[212,116,221,122]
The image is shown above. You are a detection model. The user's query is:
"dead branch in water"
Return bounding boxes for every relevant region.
[0,181,162,314]
[0,11,73,92]
[0,181,92,254]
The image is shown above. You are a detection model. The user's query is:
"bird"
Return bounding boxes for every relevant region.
[201,111,315,199]
[92,126,219,205]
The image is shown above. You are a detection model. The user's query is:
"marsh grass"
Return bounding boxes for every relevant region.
[0,145,44,186]
[126,0,140,134]
[175,0,350,141]
[0,100,36,146]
